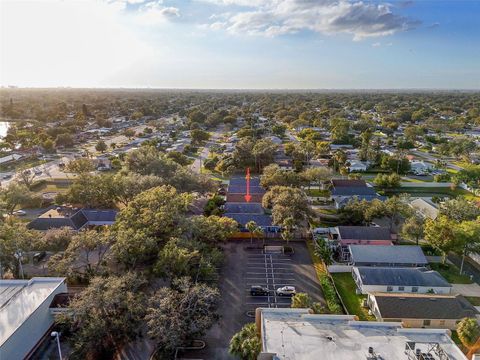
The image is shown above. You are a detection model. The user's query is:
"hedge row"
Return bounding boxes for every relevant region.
[306,239,343,314]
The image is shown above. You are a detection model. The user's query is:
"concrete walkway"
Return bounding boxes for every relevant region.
[452,283,480,297]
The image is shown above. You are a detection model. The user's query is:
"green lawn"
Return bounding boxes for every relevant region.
[314,208,338,215]
[0,157,48,172]
[30,179,72,194]
[429,263,473,284]
[331,272,375,321]
[385,186,479,200]
[466,297,480,306]
[307,189,331,197]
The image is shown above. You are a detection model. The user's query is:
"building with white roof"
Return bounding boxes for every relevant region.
[256,308,467,360]
[0,277,67,360]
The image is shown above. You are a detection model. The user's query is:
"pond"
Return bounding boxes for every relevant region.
[0,122,10,138]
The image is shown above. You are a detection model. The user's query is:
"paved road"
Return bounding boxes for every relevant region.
[191,126,224,174]
[399,182,454,188]
[452,284,480,297]
[0,155,74,187]
[410,150,463,171]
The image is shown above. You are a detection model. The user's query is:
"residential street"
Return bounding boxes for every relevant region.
[191,126,224,174]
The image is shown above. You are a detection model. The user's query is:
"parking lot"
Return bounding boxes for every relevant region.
[183,240,324,359]
[245,251,295,309]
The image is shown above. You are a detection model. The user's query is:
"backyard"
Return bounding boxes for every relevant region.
[384,186,480,201]
[331,272,375,321]
[429,263,473,284]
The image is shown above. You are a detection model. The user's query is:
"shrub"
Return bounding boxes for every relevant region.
[457,317,480,347]
[319,275,343,314]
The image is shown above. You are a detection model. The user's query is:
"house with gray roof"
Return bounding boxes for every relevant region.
[352,267,452,295]
[224,202,264,214]
[367,293,478,330]
[410,198,439,220]
[28,208,117,231]
[334,226,394,246]
[348,245,428,267]
[330,180,385,209]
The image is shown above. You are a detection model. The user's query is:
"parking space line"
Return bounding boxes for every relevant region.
[270,254,277,307]
[245,251,297,311]
[245,278,295,281]
[264,253,271,307]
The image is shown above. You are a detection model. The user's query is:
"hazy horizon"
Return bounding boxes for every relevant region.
[2,0,480,89]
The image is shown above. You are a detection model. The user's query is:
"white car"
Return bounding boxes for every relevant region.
[13,210,27,216]
[276,286,296,297]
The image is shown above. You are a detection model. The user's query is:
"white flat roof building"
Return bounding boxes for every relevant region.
[257,308,467,360]
[0,277,67,360]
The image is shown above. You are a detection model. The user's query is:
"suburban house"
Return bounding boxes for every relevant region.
[28,207,117,231]
[0,153,23,165]
[330,179,385,209]
[275,158,294,171]
[348,245,428,267]
[410,198,439,220]
[0,277,68,360]
[224,176,280,237]
[352,267,452,295]
[255,308,467,360]
[367,293,478,330]
[347,160,369,172]
[331,226,394,246]
[410,160,434,175]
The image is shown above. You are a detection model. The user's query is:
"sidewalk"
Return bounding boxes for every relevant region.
[452,283,480,297]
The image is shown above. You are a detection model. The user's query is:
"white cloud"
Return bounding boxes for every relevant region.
[135,2,180,25]
[372,42,381,47]
[203,0,419,40]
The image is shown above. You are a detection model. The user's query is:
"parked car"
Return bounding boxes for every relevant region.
[2,174,12,180]
[34,169,42,175]
[13,210,27,216]
[33,251,47,263]
[276,286,296,297]
[250,285,270,296]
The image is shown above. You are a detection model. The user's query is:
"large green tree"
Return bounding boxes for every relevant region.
[262,186,311,230]
[112,186,191,268]
[424,216,460,264]
[48,230,112,280]
[56,273,147,360]
[146,277,219,357]
[0,182,36,216]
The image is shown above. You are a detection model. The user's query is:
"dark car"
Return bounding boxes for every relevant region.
[33,251,47,263]
[250,285,269,296]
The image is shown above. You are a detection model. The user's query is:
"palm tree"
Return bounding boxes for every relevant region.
[246,221,258,244]
[229,323,261,360]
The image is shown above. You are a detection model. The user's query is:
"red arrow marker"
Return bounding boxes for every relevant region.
[244,167,251,202]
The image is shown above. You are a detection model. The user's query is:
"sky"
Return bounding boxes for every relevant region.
[1,0,479,89]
